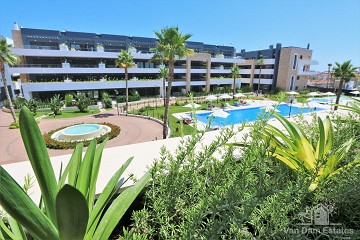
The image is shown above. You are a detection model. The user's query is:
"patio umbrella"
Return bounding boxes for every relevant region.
[233,93,246,98]
[323,92,336,96]
[306,92,321,97]
[205,95,218,101]
[350,90,360,96]
[219,94,232,99]
[183,103,201,109]
[261,106,280,112]
[210,110,230,118]
[287,91,300,95]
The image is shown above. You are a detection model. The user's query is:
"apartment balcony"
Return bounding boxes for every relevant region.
[11,47,154,60]
[297,60,318,76]
[253,69,274,75]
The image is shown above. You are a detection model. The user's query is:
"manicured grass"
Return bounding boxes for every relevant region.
[132,100,239,137]
[43,109,101,119]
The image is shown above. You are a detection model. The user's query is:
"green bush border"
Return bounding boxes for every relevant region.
[43,122,120,149]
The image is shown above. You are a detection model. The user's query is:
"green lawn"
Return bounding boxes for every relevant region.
[43,109,101,119]
[132,101,240,137]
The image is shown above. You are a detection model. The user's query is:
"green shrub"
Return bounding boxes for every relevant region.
[43,122,120,149]
[103,98,113,108]
[13,97,27,109]
[64,94,74,107]
[76,95,90,113]
[26,98,38,115]
[116,95,140,103]
[240,85,253,93]
[9,121,19,129]
[0,107,150,240]
[49,94,63,115]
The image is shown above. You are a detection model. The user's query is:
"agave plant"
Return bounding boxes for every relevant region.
[230,112,358,191]
[0,107,150,240]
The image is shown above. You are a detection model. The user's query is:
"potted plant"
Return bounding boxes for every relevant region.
[96,44,104,52]
[59,43,68,51]
[215,52,224,58]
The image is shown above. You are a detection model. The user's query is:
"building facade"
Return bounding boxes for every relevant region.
[4,23,318,100]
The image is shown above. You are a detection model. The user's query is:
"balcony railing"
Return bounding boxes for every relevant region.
[23,45,60,50]
[70,64,99,68]
[14,64,62,68]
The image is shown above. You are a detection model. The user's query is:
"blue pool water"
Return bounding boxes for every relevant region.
[196,104,325,127]
[308,96,354,104]
[63,124,100,135]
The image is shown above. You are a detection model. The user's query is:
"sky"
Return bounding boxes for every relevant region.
[0,0,359,71]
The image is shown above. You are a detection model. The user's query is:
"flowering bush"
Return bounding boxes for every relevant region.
[43,122,120,149]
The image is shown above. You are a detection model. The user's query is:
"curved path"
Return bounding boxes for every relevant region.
[0,109,162,164]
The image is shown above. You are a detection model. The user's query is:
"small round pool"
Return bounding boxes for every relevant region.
[51,124,111,142]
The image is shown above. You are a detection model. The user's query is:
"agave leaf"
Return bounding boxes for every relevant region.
[0,166,59,240]
[92,171,151,240]
[86,157,133,238]
[272,113,301,142]
[264,125,297,150]
[76,140,96,200]
[19,107,58,224]
[316,117,325,159]
[0,218,16,240]
[56,185,89,240]
[88,138,108,210]
[58,143,83,188]
[8,216,26,240]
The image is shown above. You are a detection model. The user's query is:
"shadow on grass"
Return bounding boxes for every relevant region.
[92,113,115,118]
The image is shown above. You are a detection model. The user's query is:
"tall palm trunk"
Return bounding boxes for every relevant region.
[0,63,16,122]
[163,77,166,107]
[257,66,262,92]
[334,79,344,111]
[125,68,129,112]
[233,76,236,99]
[163,59,174,139]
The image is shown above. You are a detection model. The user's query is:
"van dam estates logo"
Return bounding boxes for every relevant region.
[284,204,354,235]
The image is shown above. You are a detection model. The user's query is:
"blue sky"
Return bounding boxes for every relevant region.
[1,0,359,71]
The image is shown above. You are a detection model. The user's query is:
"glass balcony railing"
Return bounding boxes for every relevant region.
[23,45,60,50]
[13,64,62,68]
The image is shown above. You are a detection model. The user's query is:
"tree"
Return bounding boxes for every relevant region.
[0,38,18,122]
[333,61,357,110]
[116,50,135,112]
[230,66,241,99]
[152,27,193,139]
[257,57,265,92]
[158,66,169,106]
[327,63,332,88]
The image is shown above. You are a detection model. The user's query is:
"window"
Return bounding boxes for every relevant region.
[290,75,295,90]
[300,55,303,59]
[295,86,299,90]
[292,54,298,70]
[297,76,300,80]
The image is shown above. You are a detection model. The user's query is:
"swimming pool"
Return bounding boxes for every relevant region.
[195,104,325,127]
[308,96,354,104]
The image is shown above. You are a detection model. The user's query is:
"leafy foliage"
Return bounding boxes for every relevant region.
[75,95,90,113]
[0,107,150,240]
[64,94,74,107]
[49,94,64,115]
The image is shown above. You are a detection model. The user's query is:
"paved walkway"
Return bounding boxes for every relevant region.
[0,109,162,164]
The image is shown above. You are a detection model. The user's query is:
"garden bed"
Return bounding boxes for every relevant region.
[43,122,120,149]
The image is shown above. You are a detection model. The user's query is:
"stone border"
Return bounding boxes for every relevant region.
[120,113,170,138]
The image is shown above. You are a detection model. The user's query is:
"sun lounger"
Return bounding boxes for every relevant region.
[225,103,234,109]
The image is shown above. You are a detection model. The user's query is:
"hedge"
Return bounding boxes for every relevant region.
[43,122,120,149]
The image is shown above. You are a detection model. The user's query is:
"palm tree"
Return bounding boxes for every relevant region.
[0,39,18,122]
[257,57,265,92]
[115,50,135,112]
[333,61,357,110]
[327,63,332,88]
[230,66,241,99]
[158,66,169,106]
[152,27,193,139]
